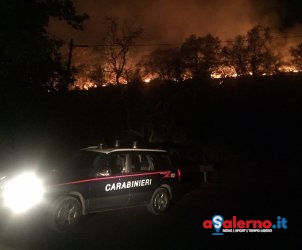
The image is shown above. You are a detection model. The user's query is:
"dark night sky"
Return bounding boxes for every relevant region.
[48,0,302,65]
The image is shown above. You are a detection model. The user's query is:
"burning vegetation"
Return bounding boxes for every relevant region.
[69,24,302,90]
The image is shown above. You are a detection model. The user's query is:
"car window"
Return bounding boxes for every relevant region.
[96,153,128,176]
[61,150,106,178]
[130,153,154,172]
[51,150,106,178]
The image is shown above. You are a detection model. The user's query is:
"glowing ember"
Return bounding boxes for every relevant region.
[278,65,299,73]
[144,77,151,83]
[211,66,237,79]
[69,78,97,90]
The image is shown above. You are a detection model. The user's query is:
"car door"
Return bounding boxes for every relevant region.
[129,151,178,205]
[128,152,157,204]
[87,152,131,212]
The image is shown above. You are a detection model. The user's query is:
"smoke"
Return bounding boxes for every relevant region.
[48,0,302,71]
[50,0,257,43]
[50,0,302,42]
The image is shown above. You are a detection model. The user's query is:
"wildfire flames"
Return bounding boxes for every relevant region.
[143,77,151,83]
[71,64,301,90]
[69,79,97,90]
[278,65,299,73]
[211,66,238,79]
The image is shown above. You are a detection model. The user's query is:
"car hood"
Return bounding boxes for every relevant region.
[0,165,82,187]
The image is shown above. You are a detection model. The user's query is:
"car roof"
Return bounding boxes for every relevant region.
[82,146,167,154]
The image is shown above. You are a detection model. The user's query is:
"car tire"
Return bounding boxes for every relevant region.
[147,187,170,215]
[47,196,82,233]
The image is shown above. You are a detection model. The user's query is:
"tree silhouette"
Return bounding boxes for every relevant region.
[181,34,221,80]
[222,35,249,76]
[0,0,88,91]
[103,17,143,85]
[290,43,302,71]
[88,65,105,87]
[246,25,279,76]
[222,25,281,77]
[138,47,184,82]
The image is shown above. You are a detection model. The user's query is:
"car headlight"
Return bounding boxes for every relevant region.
[3,172,44,214]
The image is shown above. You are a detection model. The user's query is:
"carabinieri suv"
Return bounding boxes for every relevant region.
[0,141,181,232]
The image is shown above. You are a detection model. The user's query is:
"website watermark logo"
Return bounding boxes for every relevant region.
[212,215,224,235]
[203,215,287,235]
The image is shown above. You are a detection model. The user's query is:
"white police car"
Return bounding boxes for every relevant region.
[0,141,181,232]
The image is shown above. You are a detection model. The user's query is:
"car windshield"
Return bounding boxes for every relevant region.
[63,150,106,171]
[49,150,106,180]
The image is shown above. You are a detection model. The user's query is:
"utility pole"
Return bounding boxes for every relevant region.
[67,38,74,73]
[61,38,74,92]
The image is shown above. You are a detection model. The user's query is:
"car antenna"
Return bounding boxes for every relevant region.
[115,139,120,148]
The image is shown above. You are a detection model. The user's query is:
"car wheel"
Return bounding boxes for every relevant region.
[47,196,82,232]
[147,187,170,215]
